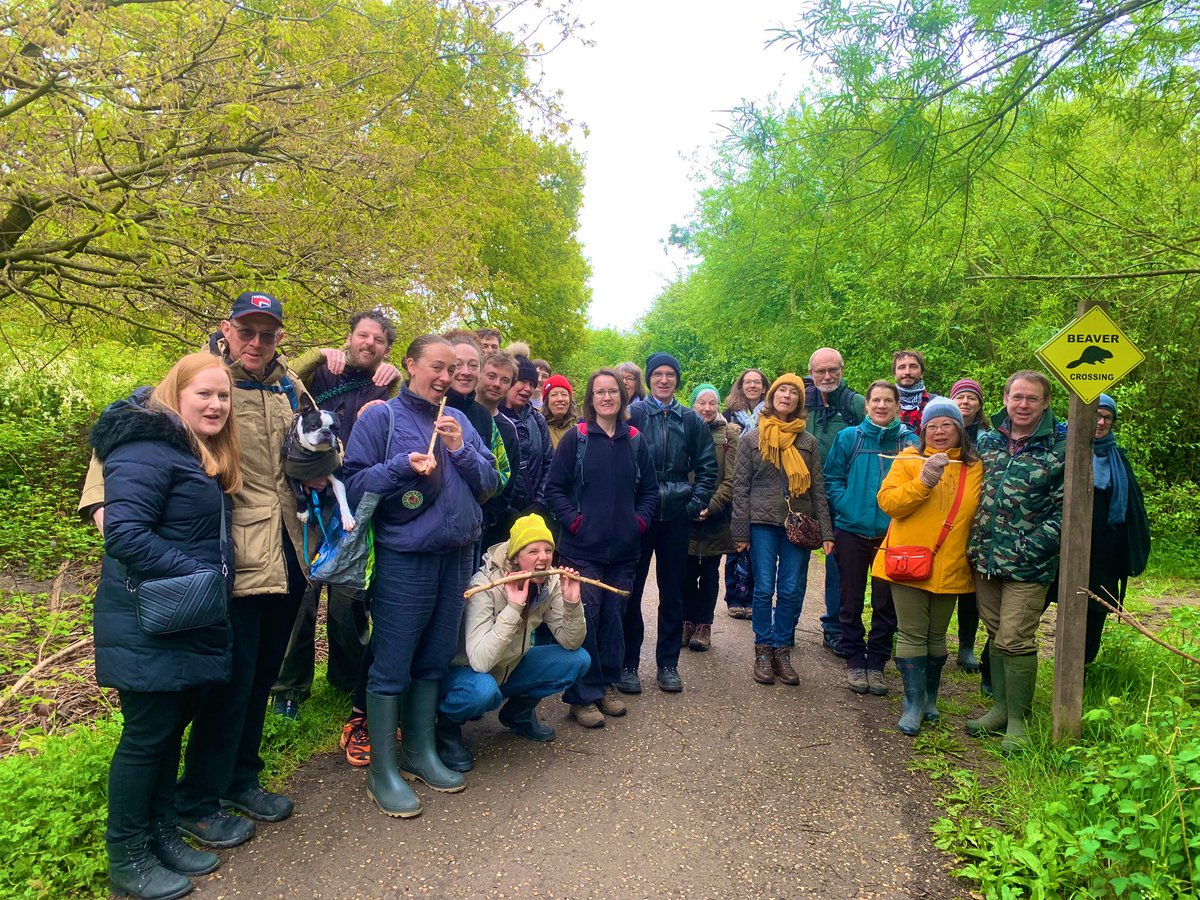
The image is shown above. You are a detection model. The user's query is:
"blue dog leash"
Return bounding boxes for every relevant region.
[302,489,331,563]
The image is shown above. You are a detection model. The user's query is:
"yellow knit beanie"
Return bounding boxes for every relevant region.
[506,513,555,559]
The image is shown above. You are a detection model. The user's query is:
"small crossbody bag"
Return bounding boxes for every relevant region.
[127,491,230,635]
[881,466,967,582]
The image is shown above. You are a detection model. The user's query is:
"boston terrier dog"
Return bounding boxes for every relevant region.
[283,398,356,532]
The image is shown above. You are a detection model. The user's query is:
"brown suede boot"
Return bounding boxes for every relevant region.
[689,624,712,652]
[682,621,696,648]
[773,646,800,685]
[753,645,776,684]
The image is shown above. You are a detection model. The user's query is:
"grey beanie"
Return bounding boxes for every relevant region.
[921,396,964,430]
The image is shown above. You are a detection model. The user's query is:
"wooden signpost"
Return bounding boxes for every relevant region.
[1036,300,1145,739]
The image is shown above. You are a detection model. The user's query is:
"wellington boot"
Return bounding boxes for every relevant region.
[925,655,948,721]
[398,680,466,792]
[498,694,557,741]
[1001,654,1038,755]
[365,691,422,817]
[148,823,219,876]
[435,714,474,773]
[772,646,800,686]
[753,644,775,684]
[966,654,1008,736]
[895,656,928,736]
[107,837,193,900]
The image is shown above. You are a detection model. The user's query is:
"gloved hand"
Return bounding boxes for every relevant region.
[919,452,950,487]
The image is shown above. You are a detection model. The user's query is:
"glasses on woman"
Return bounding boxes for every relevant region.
[593,389,621,398]
[925,422,958,432]
[235,327,282,346]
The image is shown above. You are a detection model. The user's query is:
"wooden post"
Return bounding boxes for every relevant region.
[1051,299,1099,741]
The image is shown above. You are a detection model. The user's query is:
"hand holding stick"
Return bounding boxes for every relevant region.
[464,567,630,599]
[426,396,447,456]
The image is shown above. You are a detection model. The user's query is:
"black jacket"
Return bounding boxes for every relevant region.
[501,402,553,513]
[90,394,233,693]
[629,399,718,521]
[483,410,521,532]
[543,421,659,564]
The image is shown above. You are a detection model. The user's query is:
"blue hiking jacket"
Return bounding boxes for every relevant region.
[823,418,918,538]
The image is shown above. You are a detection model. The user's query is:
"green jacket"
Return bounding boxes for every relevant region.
[967,409,1066,584]
[688,416,739,557]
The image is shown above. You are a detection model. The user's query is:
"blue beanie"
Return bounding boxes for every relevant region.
[645,352,682,384]
[1098,393,1117,418]
[921,396,964,430]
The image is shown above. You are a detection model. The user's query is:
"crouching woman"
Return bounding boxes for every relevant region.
[436,515,590,771]
[92,352,241,900]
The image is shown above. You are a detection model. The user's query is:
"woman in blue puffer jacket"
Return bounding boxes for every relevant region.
[823,380,917,698]
[343,334,498,819]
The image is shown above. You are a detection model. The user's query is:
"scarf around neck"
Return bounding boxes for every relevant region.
[757,415,810,496]
[898,381,927,411]
[1093,432,1129,526]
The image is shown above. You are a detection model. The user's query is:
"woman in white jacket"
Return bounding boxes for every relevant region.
[435,514,589,771]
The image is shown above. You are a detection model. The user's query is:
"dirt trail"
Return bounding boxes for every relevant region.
[198,562,968,899]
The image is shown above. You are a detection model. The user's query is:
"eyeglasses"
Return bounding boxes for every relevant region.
[811,367,842,377]
[593,389,621,398]
[1097,413,1115,424]
[235,327,282,346]
[925,422,958,432]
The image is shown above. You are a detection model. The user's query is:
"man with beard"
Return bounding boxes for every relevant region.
[893,350,936,430]
[805,348,867,659]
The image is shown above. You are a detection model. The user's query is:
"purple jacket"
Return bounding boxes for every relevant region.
[343,387,498,553]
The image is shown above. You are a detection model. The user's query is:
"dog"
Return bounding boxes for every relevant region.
[283,398,356,532]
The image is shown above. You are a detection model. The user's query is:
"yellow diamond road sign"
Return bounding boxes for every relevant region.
[1036,306,1145,403]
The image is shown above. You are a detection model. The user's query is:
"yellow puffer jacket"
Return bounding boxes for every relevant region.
[872,447,982,594]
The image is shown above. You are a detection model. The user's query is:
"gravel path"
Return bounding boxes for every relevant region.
[197,561,969,899]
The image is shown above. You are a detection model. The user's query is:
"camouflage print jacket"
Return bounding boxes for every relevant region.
[967,409,1066,584]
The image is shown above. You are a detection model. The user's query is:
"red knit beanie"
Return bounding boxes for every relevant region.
[542,374,572,403]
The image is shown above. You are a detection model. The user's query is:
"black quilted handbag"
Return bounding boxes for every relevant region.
[127,493,230,635]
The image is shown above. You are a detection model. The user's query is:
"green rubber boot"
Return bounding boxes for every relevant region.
[967,653,1008,736]
[925,655,948,721]
[398,680,466,793]
[107,837,193,900]
[1001,654,1038,754]
[365,691,422,818]
[895,655,928,736]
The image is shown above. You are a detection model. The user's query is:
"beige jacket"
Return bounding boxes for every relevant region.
[452,542,586,684]
[80,344,316,597]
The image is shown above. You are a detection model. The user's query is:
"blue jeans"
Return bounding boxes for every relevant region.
[749,524,811,648]
[367,544,474,695]
[822,552,843,639]
[439,645,591,723]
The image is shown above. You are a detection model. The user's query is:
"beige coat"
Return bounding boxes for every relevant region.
[80,344,316,597]
[452,542,586,684]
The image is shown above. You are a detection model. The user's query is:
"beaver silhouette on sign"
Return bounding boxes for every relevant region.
[1066,345,1114,369]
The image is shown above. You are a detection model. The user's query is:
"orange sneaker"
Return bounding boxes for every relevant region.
[340,712,370,767]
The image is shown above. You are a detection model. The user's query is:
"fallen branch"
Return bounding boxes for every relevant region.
[1084,588,1200,667]
[0,636,94,710]
[464,568,631,599]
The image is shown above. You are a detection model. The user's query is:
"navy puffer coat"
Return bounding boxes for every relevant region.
[91,392,233,692]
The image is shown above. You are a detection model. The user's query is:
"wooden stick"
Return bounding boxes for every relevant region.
[0,636,93,710]
[426,396,447,456]
[464,568,630,599]
[1083,587,1200,668]
[879,455,963,462]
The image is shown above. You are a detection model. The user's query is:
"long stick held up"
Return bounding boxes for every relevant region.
[464,568,631,599]
[426,395,447,456]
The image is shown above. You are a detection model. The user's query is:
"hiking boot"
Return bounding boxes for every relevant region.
[681,621,696,648]
[340,711,370,767]
[1001,654,1038,755]
[657,667,683,692]
[689,624,712,651]
[823,632,849,658]
[499,694,556,742]
[221,787,293,823]
[726,606,743,619]
[867,669,887,697]
[148,822,219,877]
[271,694,299,720]
[967,654,1008,736]
[925,655,948,719]
[753,645,775,685]
[435,715,474,773]
[846,667,869,694]
[616,667,642,694]
[570,703,605,728]
[598,686,627,717]
[772,647,799,686]
[177,810,255,849]
[895,656,928,736]
[107,837,193,900]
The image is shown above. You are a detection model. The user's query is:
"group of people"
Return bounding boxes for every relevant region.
[82,294,1150,900]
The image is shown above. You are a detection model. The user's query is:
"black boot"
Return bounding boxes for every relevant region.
[895,656,928,736]
[980,639,993,697]
[148,822,219,877]
[498,694,556,742]
[435,714,474,773]
[398,680,467,792]
[925,655,948,721]
[956,594,981,673]
[107,837,193,900]
[365,691,422,817]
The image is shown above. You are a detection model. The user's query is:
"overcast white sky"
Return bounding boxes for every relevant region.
[521,1,811,331]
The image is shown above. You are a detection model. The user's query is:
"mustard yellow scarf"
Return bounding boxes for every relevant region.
[758,415,810,496]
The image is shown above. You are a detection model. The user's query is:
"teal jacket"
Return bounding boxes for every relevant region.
[967,409,1066,583]
[824,418,918,538]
